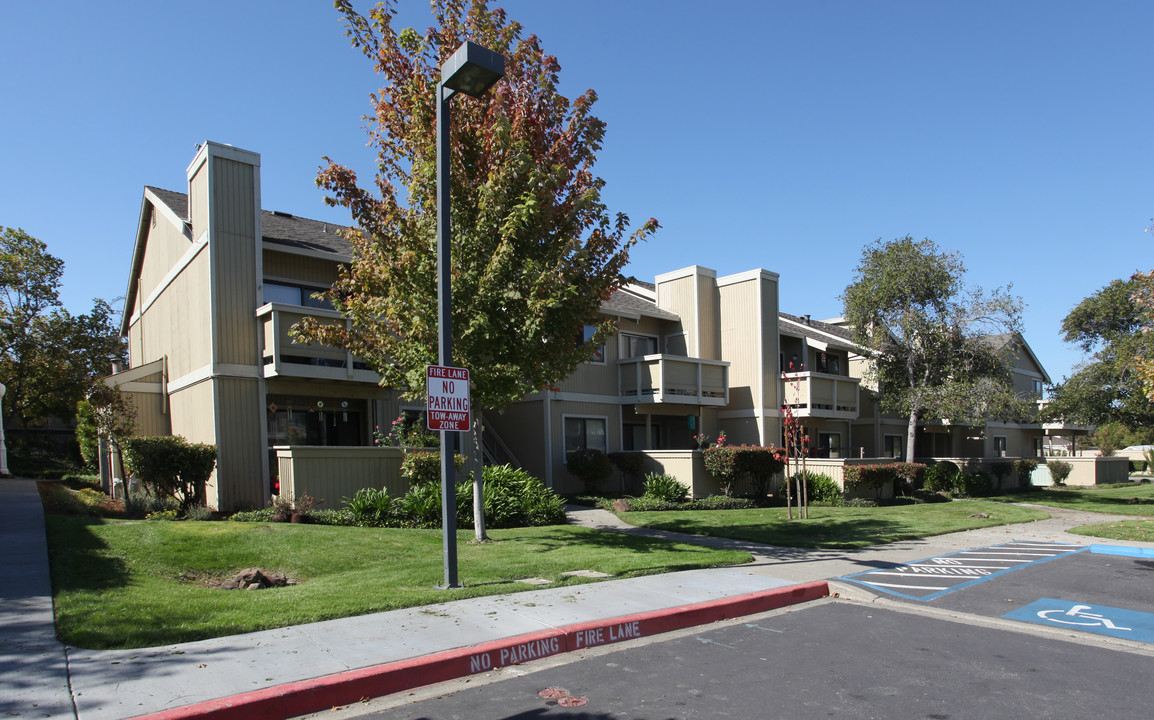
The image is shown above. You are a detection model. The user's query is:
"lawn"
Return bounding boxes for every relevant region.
[984,481,1154,516]
[622,501,1049,550]
[45,517,750,650]
[1066,518,1154,542]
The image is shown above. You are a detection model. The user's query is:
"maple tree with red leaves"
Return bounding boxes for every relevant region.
[296,0,659,410]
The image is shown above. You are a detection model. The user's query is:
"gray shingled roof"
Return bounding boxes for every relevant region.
[602,287,679,321]
[779,312,866,351]
[146,187,352,258]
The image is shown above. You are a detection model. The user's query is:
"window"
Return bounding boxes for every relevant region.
[263,281,334,310]
[620,333,657,358]
[623,423,661,451]
[883,434,903,459]
[1033,437,1044,457]
[816,352,840,375]
[564,416,607,458]
[994,436,1008,457]
[818,432,842,459]
[576,325,604,363]
[1032,380,1044,398]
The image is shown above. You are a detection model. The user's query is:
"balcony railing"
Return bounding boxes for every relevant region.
[618,354,729,407]
[781,371,860,419]
[257,303,380,383]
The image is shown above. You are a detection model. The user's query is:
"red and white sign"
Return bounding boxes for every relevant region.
[426,365,471,432]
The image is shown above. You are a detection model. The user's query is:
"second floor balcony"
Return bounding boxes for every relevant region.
[619,354,729,407]
[781,371,860,419]
[257,303,380,384]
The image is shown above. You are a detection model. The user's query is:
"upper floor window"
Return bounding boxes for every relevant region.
[620,333,657,358]
[1032,380,1044,398]
[576,325,604,363]
[263,281,333,310]
[816,352,840,375]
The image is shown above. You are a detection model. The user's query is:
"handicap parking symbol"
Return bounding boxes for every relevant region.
[1005,599,1154,643]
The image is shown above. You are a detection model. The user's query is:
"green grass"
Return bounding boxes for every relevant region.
[1067,518,1154,542]
[45,517,750,650]
[985,481,1154,516]
[622,501,1049,550]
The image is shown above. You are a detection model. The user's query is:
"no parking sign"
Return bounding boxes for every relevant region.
[426,365,471,432]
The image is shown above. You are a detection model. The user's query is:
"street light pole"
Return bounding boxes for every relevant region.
[436,41,505,589]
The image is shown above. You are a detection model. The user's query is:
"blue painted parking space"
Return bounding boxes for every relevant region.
[839,541,1086,601]
[1004,598,1154,643]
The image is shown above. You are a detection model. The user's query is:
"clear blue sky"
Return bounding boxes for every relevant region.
[2,0,1150,385]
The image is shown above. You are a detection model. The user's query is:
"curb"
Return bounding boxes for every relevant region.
[128,580,829,720]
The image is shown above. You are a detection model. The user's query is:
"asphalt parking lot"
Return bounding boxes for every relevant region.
[840,541,1154,644]
[321,542,1154,720]
[331,598,1152,720]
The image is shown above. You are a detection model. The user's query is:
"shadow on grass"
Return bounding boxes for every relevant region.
[639,516,926,550]
[498,526,732,555]
[44,516,130,592]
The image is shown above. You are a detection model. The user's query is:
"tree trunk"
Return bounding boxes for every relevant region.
[905,411,919,465]
[472,411,488,542]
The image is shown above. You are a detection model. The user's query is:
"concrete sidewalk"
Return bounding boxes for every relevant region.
[4,478,1153,720]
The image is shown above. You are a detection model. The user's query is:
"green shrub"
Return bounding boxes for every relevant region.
[791,472,843,505]
[844,497,878,508]
[1130,460,1147,473]
[397,481,443,527]
[9,446,85,480]
[924,462,960,494]
[1048,460,1073,486]
[1014,458,1039,485]
[400,450,466,486]
[228,507,273,522]
[183,505,215,521]
[122,436,217,510]
[608,452,646,477]
[480,465,565,528]
[567,449,614,492]
[145,509,180,521]
[955,471,993,497]
[626,494,757,512]
[843,463,926,498]
[125,490,179,519]
[989,461,1014,489]
[702,446,785,497]
[342,487,396,527]
[643,473,688,503]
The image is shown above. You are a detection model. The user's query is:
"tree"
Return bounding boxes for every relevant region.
[295,1,658,538]
[1131,268,1154,403]
[1044,276,1154,429]
[841,236,1026,461]
[0,226,126,433]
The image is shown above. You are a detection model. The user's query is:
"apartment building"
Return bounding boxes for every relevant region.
[108,142,1054,508]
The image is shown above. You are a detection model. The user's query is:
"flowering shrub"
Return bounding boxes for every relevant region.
[843,463,926,499]
[703,445,785,497]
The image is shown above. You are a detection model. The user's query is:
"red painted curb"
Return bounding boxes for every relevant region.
[128,581,828,720]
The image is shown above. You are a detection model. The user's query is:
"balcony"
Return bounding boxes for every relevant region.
[257,303,380,383]
[619,354,729,407]
[781,371,860,419]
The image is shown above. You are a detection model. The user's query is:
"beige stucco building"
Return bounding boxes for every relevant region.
[108,142,1061,509]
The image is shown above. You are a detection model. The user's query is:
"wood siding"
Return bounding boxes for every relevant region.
[214,376,266,510]
[211,156,260,368]
[277,446,408,501]
[263,250,342,286]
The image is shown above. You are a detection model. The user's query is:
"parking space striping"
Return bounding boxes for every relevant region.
[839,541,1086,601]
[1004,598,1154,643]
